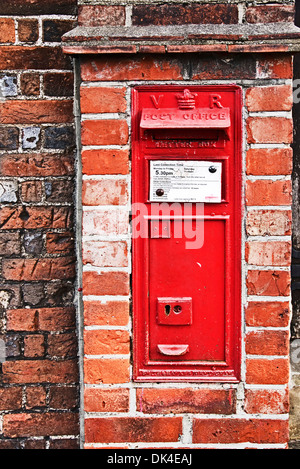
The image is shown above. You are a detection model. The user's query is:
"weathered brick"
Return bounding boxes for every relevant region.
[190,54,256,80]
[7,307,76,332]
[84,330,130,355]
[84,388,129,413]
[247,117,293,144]
[84,300,129,327]
[85,417,182,443]
[43,19,75,42]
[3,412,79,438]
[246,210,292,236]
[80,86,127,114]
[246,85,292,112]
[0,46,72,70]
[21,180,43,203]
[0,153,74,177]
[48,385,77,409]
[246,358,289,384]
[246,5,295,23]
[193,418,288,444]
[44,126,75,149]
[245,330,289,356]
[84,358,130,385]
[245,301,290,327]
[23,231,44,256]
[136,388,236,414]
[247,270,291,297]
[2,359,78,384]
[244,388,289,414]
[0,0,77,15]
[82,241,128,268]
[81,119,128,146]
[46,232,74,254]
[25,386,47,408]
[18,19,39,43]
[2,257,76,281]
[47,332,77,358]
[81,56,185,82]
[132,4,238,25]
[245,241,291,266]
[82,149,129,175]
[256,55,293,79]
[246,180,292,206]
[82,271,129,296]
[0,387,23,411]
[0,232,21,255]
[246,148,293,175]
[82,179,128,206]
[20,73,40,96]
[0,100,73,124]
[79,5,125,27]
[0,126,19,149]
[49,438,79,449]
[24,335,45,357]
[0,18,15,43]
[0,206,72,230]
[45,179,73,203]
[82,209,128,236]
[43,72,73,97]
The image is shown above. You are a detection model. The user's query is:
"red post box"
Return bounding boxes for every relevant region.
[132,85,242,381]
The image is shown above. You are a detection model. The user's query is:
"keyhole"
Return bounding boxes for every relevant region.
[165,305,171,316]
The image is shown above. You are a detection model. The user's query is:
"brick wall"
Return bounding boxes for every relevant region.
[0,0,79,449]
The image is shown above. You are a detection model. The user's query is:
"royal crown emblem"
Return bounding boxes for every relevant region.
[176,89,197,110]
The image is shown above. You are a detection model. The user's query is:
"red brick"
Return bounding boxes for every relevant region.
[85,417,182,443]
[132,4,238,25]
[84,300,129,327]
[244,388,289,414]
[0,206,71,230]
[84,358,130,384]
[0,387,22,411]
[246,180,292,206]
[0,18,15,43]
[246,210,292,236]
[0,0,77,16]
[24,335,45,357]
[81,119,128,146]
[78,5,125,26]
[256,55,293,79]
[247,117,293,144]
[20,72,40,95]
[82,149,129,175]
[2,257,75,281]
[81,56,184,82]
[246,148,293,175]
[246,85,292,112]
[0,100,73,124]
[46,232,74,254]
[0,154,74,177]
[18,18,39,43]
[2,359,78,384]
[245,241,291,266]
[246,358,289,384]
[245,330,289,356]
[84,330,130,355]
[21,180,43,203]
[82,271,129,296]
[0,46,72,71]
[25,386,47,408]
[47,332,76,358]
[247,270,291,296]
[49,385,77,409]
[82,179,128,206]
[193,418,288,444]
[136,388,236,414]
[3,412,79,438]
[245,301,290,327]
[246,5,295,23]
[7,307,76,332]
[82,241,128,268]
[84,388,129,413]
[81,87,127,114]
[0,232,21,255]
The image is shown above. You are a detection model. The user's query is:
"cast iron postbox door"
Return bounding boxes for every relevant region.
[132,85,242,382]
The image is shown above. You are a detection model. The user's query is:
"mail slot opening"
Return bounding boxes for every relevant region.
[150,128,229,141]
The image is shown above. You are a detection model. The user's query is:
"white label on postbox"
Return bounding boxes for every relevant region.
[149,160,222,203]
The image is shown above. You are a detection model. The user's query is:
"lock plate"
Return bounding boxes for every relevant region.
[157,297,192,325]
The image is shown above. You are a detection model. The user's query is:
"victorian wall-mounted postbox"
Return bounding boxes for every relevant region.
[132,85,242,382]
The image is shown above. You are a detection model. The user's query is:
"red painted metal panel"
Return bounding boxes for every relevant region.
[131,85,242,382]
